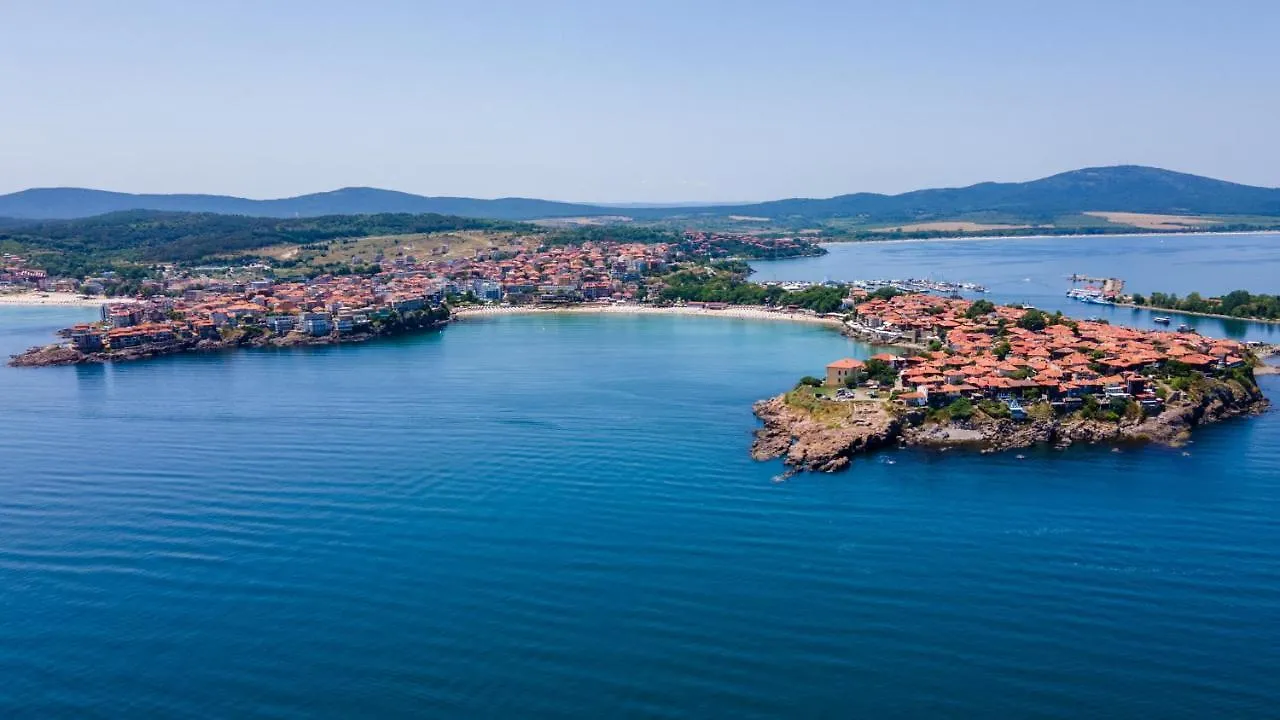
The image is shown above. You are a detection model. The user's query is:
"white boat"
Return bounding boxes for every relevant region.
[1066,287,1113,305]
[1153,316,1171,324]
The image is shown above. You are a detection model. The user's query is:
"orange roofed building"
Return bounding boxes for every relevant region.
[826,358,865,386]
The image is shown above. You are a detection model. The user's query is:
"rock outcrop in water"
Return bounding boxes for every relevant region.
[751,395,902,472]
[752,379,1269,472]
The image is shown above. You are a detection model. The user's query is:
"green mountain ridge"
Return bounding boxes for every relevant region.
[2,166,1279,222]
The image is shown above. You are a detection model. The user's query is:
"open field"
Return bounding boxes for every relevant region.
[240,230,532,269]
[531,216,632,227]
[1084,212,1220,230]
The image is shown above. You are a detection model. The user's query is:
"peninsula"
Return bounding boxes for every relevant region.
[6,235,826,367]
[753,293,1270,472]
[8,274,452,367]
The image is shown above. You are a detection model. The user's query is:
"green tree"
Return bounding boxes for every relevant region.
[947,397,975,420]
[964,299,996,319]
[1017,308,1047,331]
[862,358,898,386]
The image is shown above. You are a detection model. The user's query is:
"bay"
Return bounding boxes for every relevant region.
[2,248,1279,717]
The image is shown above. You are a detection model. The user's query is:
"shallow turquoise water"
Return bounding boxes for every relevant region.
[2,306,1279,718]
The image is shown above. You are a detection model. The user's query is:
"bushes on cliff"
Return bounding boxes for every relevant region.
[947,398,975,420]
[1227,366,1257,388]
[1079,396,1120,422]
[978,399,1011,419]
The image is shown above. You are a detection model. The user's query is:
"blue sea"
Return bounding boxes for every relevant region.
[3,233,1280,717]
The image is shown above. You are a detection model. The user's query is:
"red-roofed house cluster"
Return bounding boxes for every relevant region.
[54,239,688,353]
[833,294,1252,415]
[679,232,820,259]
[419,241,673,303]
[62,272,453,353]
[1,254,49,290]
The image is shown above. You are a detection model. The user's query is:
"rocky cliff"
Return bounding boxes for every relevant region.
[752,380,1269,473]
[751,395,901,472]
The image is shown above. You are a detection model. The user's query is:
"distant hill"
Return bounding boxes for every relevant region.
[0,187,609,222]
[699,166,1280,222]
[2,166,1278,222]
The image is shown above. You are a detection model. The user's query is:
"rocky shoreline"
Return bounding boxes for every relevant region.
[8,319,449,368]
[751,380,1270,473]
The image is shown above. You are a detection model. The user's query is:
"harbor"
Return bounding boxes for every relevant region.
[1065,274,1125,305]
[760,278,988,296]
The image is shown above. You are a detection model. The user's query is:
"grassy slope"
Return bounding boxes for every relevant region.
[241,230,531,270]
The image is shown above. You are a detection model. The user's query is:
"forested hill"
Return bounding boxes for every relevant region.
[709,166,1280,221]
[0,211,521,275]
[3,166,1279,222]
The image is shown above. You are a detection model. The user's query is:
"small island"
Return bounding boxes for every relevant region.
[753,294,1271,472]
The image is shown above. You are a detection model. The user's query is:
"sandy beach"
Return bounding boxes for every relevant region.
[453,303,845,327]
[0,291,136,307]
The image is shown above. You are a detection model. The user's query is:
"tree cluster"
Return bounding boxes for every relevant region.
[1132,289,1280,321]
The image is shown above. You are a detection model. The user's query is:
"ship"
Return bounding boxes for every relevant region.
[1153,316,1171,324]
[1066,287,1115,305]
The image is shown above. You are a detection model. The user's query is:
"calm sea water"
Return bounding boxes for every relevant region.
[2,254,1280,716]
[752,232,1280,342]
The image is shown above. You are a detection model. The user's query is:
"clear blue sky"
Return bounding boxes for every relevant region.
[2,0,1277,202]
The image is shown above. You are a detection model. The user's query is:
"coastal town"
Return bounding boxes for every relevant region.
[9,232,832,365]
[6,237,684,365]
[753,292,1270,471]
[7,236,1275,467]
